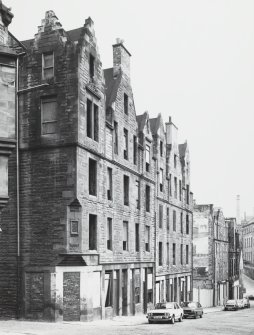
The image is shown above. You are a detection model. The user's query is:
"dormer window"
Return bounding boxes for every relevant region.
[89,53,95,79]
[42,52,54,79]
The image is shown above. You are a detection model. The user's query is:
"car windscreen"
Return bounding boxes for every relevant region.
[182,302,196,308]
[155,303,174,309]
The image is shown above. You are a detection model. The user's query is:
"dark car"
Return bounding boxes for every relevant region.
[181,301,203,319]
[224,299,238,311]
[243,297,250,308]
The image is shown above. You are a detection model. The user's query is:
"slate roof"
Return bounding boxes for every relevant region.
[21,27,83,49]
[179,142,187,158]
[149,117,160,135]
[136,112,148,132]
[104,67,121,107]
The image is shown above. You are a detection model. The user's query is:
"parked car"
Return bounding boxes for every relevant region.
[181,301,204,319]
[147,302,183,324]
[224,299,238,311]
[237,299,244,309]
[243,297,250,308]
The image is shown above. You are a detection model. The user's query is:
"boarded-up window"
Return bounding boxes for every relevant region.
[107,218,112,250]
[124,93,128,115]
[135,223,140,252]
[107,167,113,200]
[136,180,140,209]
[123,221,128,251]
[173,243,176,265]
[87,99,99,141]
[146,185,150,212]
[123,175,129,206]
[146,145,150,172]
[173,210,176,231]
[114,121,118,154]
[89,159,97,196]
[160,169,163,192]
[159,242,163,266]
[167,207,170,230]
[89,214,97,250]
[133,135,137,165]
[41,98,57,134]
[124,128,128,159]
[42,52,54,79]
[145,226,150,252]
[186,245,189,264]
[159,205,163,228]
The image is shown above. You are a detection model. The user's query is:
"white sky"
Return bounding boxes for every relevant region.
[5,0,254,218]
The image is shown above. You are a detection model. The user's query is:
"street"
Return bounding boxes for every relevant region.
[0,304,253,335]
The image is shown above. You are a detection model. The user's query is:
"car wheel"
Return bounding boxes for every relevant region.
[179,314,183,322]
[194,313,198,319]
[200,312,203,318]
[148,320,153,324]
[170,315,175,324]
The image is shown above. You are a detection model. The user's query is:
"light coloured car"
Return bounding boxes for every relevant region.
[237,299,244,309]
[147,302,183,324]
[224,299,238,311]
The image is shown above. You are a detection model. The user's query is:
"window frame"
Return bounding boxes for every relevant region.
[41,96,57,135]
[42,52,54,80]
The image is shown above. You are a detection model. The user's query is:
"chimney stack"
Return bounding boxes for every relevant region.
[113,38,131,79]
[165,116,178,148]
[236,194,241,226]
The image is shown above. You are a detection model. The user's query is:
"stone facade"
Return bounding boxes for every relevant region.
[193,205,229,306]
[226,217,240,299]
[241,219,254,280]
[0,9,192,321]
[149,115,193,304]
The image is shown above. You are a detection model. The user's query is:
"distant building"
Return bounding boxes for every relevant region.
[193,205,229,307]
[225,218,240,299]
[241,218,254,280]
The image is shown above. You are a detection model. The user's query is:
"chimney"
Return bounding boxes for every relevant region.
[236,194,241,226]
[113,38,131,79]
[165,116,178,148]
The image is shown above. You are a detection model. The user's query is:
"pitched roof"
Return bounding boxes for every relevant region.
[136,112,148,132]
[104,67,121,107]
[21,27,83,48]
[179,142,187,158]
[149,117,159,134]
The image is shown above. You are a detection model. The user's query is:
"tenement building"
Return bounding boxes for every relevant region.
[225,217,240,299]
[149,115,193,303]
[193,205,229,307]
[241,217,254,279]
[0,9,192,321]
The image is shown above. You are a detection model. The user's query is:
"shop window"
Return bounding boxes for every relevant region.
[105,272,113,307]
